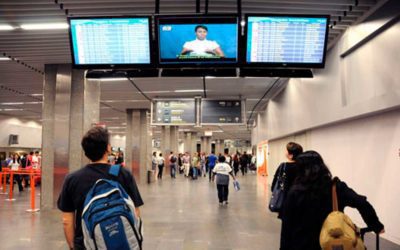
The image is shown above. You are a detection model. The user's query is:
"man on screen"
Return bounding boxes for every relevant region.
[180,25,225,58]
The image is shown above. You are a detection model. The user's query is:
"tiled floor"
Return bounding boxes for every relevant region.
[0,173,398,249]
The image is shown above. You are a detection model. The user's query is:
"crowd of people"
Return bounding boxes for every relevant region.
[151,149,256,182]
[1,151,42,192]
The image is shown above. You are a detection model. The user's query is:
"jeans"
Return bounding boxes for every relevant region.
[170,164,176,178]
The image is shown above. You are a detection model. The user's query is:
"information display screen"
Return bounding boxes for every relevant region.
[69,17,151,67]
[246,15,329,67]
[157,16,239,66]
[152,100,196,125]
[201,100,243,124]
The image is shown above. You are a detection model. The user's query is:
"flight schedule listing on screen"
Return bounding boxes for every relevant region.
[70,18,150,65]
[247,16,328,64]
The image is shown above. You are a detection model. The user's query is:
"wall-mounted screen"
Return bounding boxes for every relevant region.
[201,100,244,125]
[157,16,239,66]
[245,15,329,68]
[151,99,196,125]
[69,17,152,68]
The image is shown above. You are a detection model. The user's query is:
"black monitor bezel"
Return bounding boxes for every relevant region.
[243,13,330,68]
[155,14,241,68]
[68,16,154,69]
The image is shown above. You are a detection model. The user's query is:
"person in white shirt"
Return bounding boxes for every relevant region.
[157,153,165,180]
[212,155,236,205]
[182,152,191,177]
[180,25,225,58]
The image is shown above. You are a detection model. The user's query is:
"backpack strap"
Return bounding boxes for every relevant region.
[109,164,121,177]
[332,177,339,211]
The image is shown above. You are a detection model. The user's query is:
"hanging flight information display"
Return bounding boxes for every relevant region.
[151,99,196,125]
[201,100,244,125]
[69,17,151,68]
[246,15,329,68]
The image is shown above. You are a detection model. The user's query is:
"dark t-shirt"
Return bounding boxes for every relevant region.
[57,163,144,250]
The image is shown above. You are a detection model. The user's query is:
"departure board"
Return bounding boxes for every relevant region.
[152,100,196,125]
[69,18,151,65]
[246,16,328,64]
[201,100,243,124]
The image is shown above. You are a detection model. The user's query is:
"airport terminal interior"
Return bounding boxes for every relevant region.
[0,0,399,249]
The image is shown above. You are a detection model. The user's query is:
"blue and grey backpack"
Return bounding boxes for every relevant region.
[81,165,143,250]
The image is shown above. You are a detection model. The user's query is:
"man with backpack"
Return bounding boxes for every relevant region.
[57,127,144,250]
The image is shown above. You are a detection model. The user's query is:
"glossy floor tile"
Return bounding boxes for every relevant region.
[0,173,398,249]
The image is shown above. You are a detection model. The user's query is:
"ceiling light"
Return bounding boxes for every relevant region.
[0,57,11,61]
[92,77,127,82]
[174,89,204,93]
[0,102,24,105]
[0,25,15,30]
[0,108,24,111]
[20,23,69,30]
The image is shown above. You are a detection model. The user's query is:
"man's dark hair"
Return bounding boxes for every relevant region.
[211,150,215,154]
[81,126,109,162]
[35,151,39,154]
[286,142,303,160]
[218,155,225,163]
[195,25,208,32]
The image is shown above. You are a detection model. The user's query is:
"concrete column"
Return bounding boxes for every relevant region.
[139,110,149,183]
[41,64,57,210]
[170,126,178,154]
[191,132,198,154]
[206,137,212,154]
[53,64,72,208]
[215,139,222,155]
[161,126,171,157]
[125,109,148,183]
[184,132,192,153]
[68,69,85,172]
[41,65,101,210]
[68,71,100,171]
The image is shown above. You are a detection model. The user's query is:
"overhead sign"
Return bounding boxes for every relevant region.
[201,99,244,125]
[151,99,196,125]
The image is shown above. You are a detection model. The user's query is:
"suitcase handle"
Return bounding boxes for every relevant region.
[360,227,380,250]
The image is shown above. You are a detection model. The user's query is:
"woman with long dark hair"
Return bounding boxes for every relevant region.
[280,150,384,250]
[270,142,303,217]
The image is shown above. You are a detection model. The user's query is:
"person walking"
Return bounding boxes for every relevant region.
[157,153,165,180]
[212,155,236,205]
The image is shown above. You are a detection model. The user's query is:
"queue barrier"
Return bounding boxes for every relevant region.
[0,168,41,212]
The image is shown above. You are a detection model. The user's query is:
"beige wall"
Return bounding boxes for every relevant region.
[252,13,400,244]
[0,115,42,148]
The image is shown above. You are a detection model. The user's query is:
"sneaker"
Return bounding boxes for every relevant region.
[223,201,229,205]
[219,202,223,206]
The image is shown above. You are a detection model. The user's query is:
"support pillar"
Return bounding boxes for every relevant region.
[184,132,192,153]
[41,65,57,210]
[125,109,148,183]
[41,64,100,210]
[161,126,171,158]
[170,126,178,154]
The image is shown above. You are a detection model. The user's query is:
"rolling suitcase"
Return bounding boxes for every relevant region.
[360,228,380,250]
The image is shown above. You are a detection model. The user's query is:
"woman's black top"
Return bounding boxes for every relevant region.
[280,179,384,250]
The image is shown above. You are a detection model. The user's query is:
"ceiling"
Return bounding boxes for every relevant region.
[0,0,382,141]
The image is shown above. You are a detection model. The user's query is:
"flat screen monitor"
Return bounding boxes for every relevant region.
[157,16,239,66]
[68,17,152,68]
[201,100,244,125]
[151,99,196,125]
[245,15,329,68]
